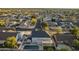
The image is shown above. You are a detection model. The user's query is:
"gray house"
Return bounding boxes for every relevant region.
[31,29,53,46]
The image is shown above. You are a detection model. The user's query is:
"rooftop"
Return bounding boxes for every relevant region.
[0,32,17,41]
[32,29,50,38]
[54,33,76,45]
[32,20,50,38]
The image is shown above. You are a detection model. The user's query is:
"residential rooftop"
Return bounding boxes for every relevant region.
[0,32,17,41]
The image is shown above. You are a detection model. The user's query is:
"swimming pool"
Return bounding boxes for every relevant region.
[23,45,39,50]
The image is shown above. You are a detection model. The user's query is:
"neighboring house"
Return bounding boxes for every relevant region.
[0,32,17,45]
[58,21,74,29]
[46,20,58,27]
[53,33,76,46]
[43,15,52,22]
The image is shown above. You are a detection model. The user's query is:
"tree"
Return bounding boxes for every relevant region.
[31,18,37,25]
[70,26,79,39]
[0,20,5,27]
[73,39,79,48]
[4,36,18,48]
[56,26,63,34]
[42,22,49,30]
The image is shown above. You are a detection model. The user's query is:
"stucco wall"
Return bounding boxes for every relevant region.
[32,38,53,45]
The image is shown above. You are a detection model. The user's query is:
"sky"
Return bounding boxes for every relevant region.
[0,0,78,8]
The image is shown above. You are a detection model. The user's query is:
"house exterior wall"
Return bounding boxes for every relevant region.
[32,37,53,46]
[17,31,32,35]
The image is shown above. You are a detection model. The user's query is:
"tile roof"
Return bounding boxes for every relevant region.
[54,33,76,45]
[32,20,50,38]
[0,32,17,40]
[32,30,50,38]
